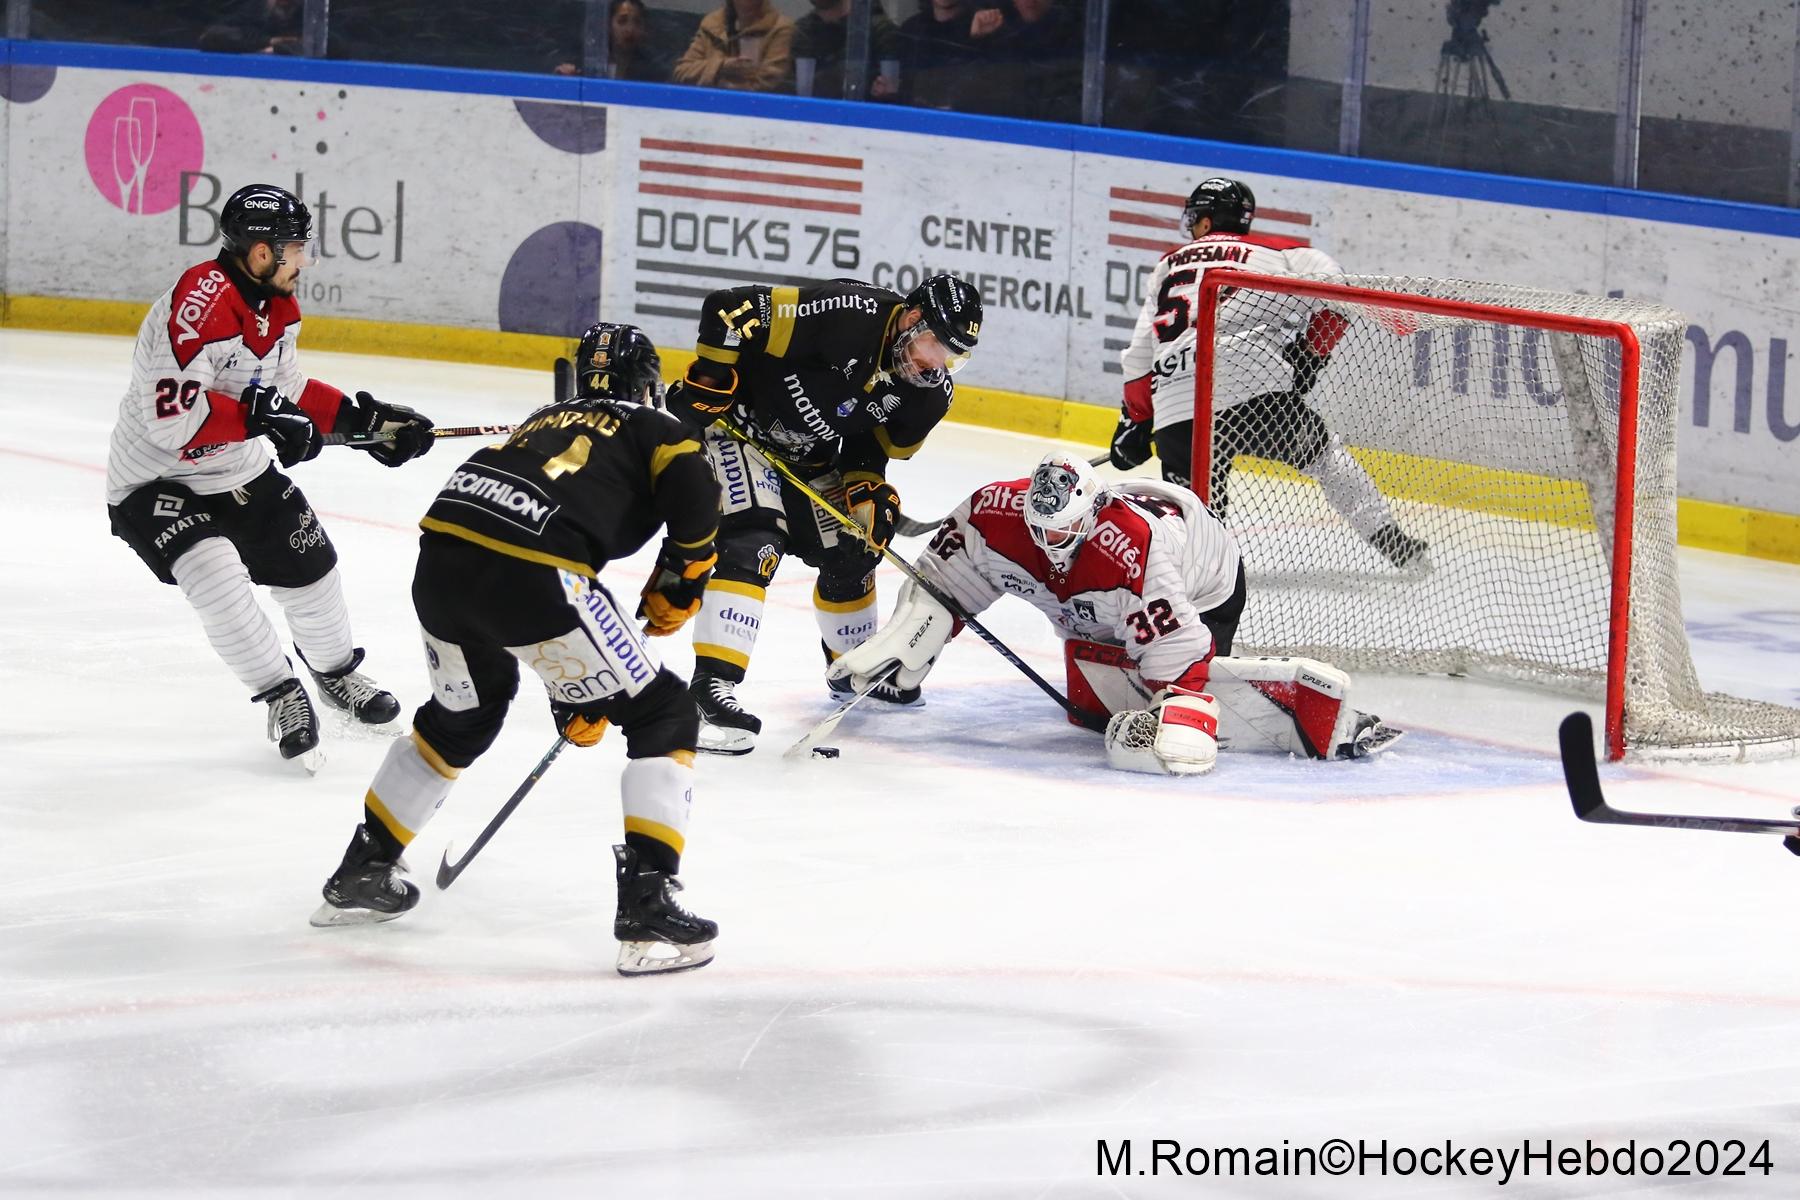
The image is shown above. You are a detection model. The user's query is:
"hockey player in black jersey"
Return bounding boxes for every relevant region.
[311,323,723,976]
[663,272,982,753]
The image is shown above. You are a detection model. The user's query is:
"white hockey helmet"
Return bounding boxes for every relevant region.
[1025,451,1108,570]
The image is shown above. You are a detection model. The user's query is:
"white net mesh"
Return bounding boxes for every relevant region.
[1197,273,1800,761]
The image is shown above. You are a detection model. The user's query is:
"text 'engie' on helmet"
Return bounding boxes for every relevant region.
[575,322,665,408]
[1024,451,1109,571]
[220,184,313,256]
[1181,177,1256,236]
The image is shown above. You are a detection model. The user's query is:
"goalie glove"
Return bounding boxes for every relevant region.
[339,391,435,466]
[550,701,609,747]
[1104,689,1220,776]
[826,578,954,693]
[636,538,717,637]
[242,384,323,468]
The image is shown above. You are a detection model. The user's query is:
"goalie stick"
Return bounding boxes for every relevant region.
[436,736,570,889]
[716,416,1106,732]
[324,423,517,447]
[894,452,1112,538]
[1559,712,1800,848]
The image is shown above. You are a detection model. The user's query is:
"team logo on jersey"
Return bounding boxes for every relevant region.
[835,399,856,417]
[152,493,185,518]
[1073,599,1097,623]
[756,543,780,578]
[254,312,270,338]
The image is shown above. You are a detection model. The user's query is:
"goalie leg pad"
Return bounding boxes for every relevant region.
[825,579,954,692]
[1064,638,1153,727]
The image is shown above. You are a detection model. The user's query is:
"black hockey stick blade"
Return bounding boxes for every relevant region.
[554,356,574,403]
[1559,711,1800,838]
[436,736,570,889]
[324,423,517,447]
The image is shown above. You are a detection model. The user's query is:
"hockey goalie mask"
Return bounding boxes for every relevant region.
[1025,452,1107,570]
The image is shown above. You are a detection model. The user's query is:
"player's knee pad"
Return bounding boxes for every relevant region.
[617,669,701,758]
[412,694,511,768]
[1105,691,1220,776]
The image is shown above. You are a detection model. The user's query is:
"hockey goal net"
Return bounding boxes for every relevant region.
[1192,271,1800,762]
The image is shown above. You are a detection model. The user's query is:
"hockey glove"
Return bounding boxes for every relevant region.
[1109,415,1155,470]
[665,364,738,428]
[637,539,718,637]
[342,391,435,467]
[844,476,900,554]
[550,701,609,748]
[242,384,322,467]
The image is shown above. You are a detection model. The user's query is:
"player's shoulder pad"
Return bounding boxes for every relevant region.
[1066,498,1152,594]
[165,260,247,369]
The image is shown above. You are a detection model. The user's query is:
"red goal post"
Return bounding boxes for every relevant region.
[1191,270,1800,762]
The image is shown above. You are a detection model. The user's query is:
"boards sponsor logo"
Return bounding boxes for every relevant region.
[84,85,204,216]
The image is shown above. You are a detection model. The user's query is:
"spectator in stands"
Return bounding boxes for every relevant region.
[793,0,902,100]
[671,0,795,93]
[552,0,669,80]
[199,0,303,54]
[895,0,980,110]
[964,0,1080,123]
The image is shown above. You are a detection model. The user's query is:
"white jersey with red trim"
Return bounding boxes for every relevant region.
[919,477,1241,691]
[105,257,336,504]
[1119,231,1342,431]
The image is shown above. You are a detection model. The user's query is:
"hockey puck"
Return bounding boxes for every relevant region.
[811,746,841,759]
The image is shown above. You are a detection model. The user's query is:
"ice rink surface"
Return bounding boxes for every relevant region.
[4,328,1799,1198]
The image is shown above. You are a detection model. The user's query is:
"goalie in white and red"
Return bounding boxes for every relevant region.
[829,451,1403,774]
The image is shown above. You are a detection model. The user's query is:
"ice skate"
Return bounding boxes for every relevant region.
[613,844,716,976]
[304,647,401,725]
[310,825,420,927]
[1369,524,1429,570]
[253,676,323,773]
[691,670,760,755]
[1336,712,1406,759]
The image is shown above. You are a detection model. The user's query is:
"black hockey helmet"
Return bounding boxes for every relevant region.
[219,183,313,257]
[904,273,982,357]
[1181,177,1256,235]
[575,321,664,407]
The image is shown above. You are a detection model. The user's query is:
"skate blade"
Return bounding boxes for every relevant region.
[696,726,756,756]
[308,899,409,928]
[616,938,715,976]
[285,746,326,775]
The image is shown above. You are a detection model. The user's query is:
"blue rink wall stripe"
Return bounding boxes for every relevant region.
[9,38,1800,241]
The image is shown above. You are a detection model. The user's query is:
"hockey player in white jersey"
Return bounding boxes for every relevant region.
[1113,177,1428,569]
[829,452,1403,774]
[105,183,437,768]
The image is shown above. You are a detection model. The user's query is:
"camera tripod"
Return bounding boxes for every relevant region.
[1426,19,1512,165]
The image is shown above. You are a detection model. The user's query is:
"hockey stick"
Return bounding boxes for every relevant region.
[553,355,575,403]
[783,664,900,759]
[716,416,1106,732]
[325,423,518,447]
[436,735,571,889]
[892,451,1111,538]
[1559,712,1800,845]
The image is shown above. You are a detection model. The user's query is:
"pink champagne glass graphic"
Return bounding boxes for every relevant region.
[110,97,159,213]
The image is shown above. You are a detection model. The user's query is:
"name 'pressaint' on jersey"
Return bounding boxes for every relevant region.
[420,398,718,578]
[696,280,951,472]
